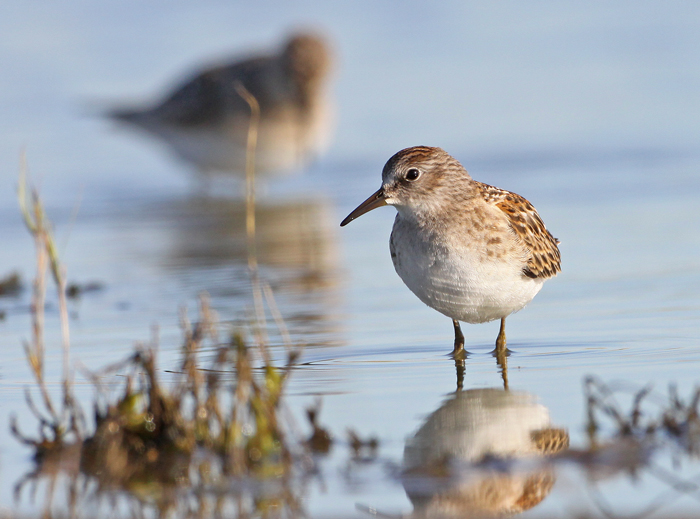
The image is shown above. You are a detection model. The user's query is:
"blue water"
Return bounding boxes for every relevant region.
[2,2,700,517]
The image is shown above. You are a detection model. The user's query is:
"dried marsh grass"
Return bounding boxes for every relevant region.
[11,86,320,518]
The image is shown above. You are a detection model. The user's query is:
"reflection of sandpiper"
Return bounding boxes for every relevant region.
[403,388,568,518]
[109,32,334,177]
[161,196,339,281]
[148,195,341,347]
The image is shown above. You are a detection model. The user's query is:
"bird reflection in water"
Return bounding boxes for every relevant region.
[403,388,568,518]
[455,346,510,392]
[156,195,341,346]
[109,32,334,179]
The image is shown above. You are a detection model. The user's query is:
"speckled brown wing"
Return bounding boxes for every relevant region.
[476,182,561,279]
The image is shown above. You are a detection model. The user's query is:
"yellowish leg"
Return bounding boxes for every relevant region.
[452,319,465,355]
[452,319,466,390]
[495,318,508,390]
[496,317,507,353]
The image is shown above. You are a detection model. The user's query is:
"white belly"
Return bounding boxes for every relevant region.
[390,218,543,324]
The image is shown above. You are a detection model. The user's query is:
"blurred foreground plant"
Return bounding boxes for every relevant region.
[11,103,317,518]
[12,155,84,455]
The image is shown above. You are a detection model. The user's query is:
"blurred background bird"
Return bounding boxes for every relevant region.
[108,31,334,180]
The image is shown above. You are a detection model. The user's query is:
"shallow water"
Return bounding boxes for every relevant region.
[2,2,700,518]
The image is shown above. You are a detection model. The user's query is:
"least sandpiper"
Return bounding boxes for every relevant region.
[341,146,560,355]
[110,32,334,176]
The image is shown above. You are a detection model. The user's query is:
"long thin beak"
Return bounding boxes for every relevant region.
[340,188,387,226]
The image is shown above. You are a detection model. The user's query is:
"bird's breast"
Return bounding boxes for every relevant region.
[390,214,542,323]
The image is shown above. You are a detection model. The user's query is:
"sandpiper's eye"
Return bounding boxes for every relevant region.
[405,168,421,181]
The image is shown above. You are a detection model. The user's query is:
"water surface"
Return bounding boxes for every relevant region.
[2,2,700,517]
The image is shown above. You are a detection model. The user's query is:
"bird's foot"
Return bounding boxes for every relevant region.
[489,346,513,357]
[451,341,469,361]
[451,319,469,359]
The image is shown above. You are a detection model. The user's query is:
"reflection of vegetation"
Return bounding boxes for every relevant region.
[580,376,700,518]
[585,376,700,455]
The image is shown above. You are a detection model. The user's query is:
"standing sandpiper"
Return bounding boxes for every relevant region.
[109,32,334,177]
[341,146,560,357]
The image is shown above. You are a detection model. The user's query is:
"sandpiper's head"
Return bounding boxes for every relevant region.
[282,32,332,92]
[340,146,473,226]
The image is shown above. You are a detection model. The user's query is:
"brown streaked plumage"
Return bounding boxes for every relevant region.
[109,32,334,177]
[475,182,561,279]
[341,146,560,356]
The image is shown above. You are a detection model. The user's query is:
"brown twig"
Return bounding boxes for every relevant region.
[233,81,271,367]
